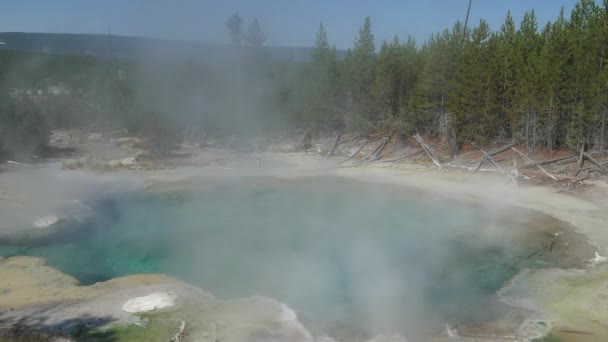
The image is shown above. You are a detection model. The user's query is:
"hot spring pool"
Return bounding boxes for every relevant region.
[0,177,587,339]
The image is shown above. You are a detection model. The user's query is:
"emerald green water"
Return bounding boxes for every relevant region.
[0,177,562,337]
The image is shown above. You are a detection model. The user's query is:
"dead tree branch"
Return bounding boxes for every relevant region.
[575,143,586,176]
[472,156,486,173]
[413,133,442,170]
[370,135,392,162]
[584,153,608,174]
[325,132,342,159]
[370,149,423,164]
[520,155,578,169]
[360,136,390,164]
[487,143,515,157]
[511,147,559,181]
[338,138,376,165]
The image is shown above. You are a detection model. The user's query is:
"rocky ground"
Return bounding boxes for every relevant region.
[1,131,608,341]
[0,256,317,342]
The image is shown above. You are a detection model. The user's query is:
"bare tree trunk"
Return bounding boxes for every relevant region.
[325,132,342,159]
[440,112,458,155]
[584,153,608,174]
[575,142,586,177]
[532,111,538,152]
[548,96,554,151]
[414,134,442,170]
[511,147,558,181]
[601,106,606,150]
[339,138,378,165]
[525,112,530,153]
[344,91,354,131]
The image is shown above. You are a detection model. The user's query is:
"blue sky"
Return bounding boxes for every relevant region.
[2,0,581,49]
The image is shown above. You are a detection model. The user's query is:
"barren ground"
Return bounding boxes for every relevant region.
[1,135,608,341]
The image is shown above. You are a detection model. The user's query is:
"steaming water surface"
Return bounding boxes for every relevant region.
[0,177,577,338]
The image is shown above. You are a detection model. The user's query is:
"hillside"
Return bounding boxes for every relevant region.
[0,32,345,63]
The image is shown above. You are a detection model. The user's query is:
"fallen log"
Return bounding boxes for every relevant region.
[359,139,388,163]
[445,164,501,172]
[575,143,586,176]
[584,152,608,173]
[370,135,392,162]
[555,156,582,166]
[581,160,608,172]
[338,140,370,165]
[587,150,608,157]
[464,143,514,166]
[325,132,342,159]
[457,150,480,159]
[472,155,486,173]
[488,143,515,157]
[462,158,484,165]
[511,147,559,181]
[480,147,518,183]
[359,136,391,164]
[371,149,423,164]
[480,148,506,176]
[520,155,578,169]
[413,133,442,170]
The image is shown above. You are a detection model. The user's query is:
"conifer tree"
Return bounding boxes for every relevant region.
[226,12,244,45]
[449,19,498,145]
[346,16,376,127]
[308,22,339,128]
[245,19,267,48]
[496,11,517,139]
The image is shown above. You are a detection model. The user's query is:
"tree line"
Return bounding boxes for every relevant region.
[296,0,608,153]
[2,0,608,161]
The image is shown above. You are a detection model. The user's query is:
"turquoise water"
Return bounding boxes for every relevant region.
[0,177,560,338]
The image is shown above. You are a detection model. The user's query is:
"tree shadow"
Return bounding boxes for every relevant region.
[0,304,119,342]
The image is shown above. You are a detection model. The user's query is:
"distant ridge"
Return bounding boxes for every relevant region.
[0,32,345,63]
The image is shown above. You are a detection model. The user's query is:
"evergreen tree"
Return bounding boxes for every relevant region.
[374,36,402,121]
[313,22,331,64]
[536,8,571,150]
[226,12,244,45]
[346,16,376,128]
[245,18,267,48]
[413,21,465,146]
[449,19,498,145]
[563,0,602,148]
[496,11,517,139]
[307,22,340,128]
[512,10,544,150]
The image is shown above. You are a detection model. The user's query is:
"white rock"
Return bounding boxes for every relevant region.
[122,292,177,313]
[591,252,607,264]
[87,133,103,142]
[6,160,25,165]
[277,302,314,341]
[112,137,141,146]
[33,216,60,229]
[120,157,136,167]
[278,303,298,322]
[107,159,122,168]
[445,324,459,339]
